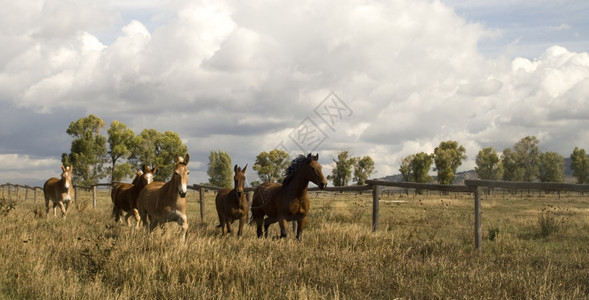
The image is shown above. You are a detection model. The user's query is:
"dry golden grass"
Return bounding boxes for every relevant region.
[0,188,588,299]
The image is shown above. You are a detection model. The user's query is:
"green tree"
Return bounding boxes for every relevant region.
[399,155,413,182]
[570,147,589,184]
[410,152,434,183]
[501,148,523,181]
[107,120,136,182]
[253,149,291,183]
[327,150,355,187]
[434,141,467,184]
[66,114,108,185]
[513,136,540,182]
[208,150,233,188]
[353,156,375,185]
[131,129,188,181]
[475,147,503,180]
[538,152,565,182]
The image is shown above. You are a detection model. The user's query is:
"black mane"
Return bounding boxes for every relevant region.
[282,155,308,185]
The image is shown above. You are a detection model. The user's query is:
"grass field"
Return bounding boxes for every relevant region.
[1,187,588,299]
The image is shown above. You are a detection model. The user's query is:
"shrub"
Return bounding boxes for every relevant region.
[0,196,16,216]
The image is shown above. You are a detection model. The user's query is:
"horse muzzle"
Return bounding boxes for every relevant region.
[178,190,187,198]
[317,182,327,190]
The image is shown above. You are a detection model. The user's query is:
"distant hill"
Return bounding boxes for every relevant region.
[379,157,575,184]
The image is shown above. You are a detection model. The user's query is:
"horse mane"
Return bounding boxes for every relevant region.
[282,155,308,185]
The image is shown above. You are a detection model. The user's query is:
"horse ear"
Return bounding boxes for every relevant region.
[314,153,319,161]
[242,164,248,173]
[152,166,158,174]
[174,154,180,163]
[234,164,239,172]
[307,153,312,160]
[184,154,190,165]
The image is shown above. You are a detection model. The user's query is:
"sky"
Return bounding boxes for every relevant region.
[1,0,589,187]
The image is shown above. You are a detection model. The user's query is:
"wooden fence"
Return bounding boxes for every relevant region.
[4,179,589,250]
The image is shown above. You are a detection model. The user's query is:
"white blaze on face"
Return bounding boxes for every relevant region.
[146,173,154,184]
[64,172,70,190]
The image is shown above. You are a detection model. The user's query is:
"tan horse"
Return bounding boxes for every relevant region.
[251,153,327,239]
[138,154,190,241]
[43,165,74,218]
[111,165,157,227]
[215,164,248,236]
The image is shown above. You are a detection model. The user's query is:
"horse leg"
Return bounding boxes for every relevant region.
[132,209,141,228]
[45,197,50,217]
[278,217,288,238]
[296,216,307,240]
[263,217,277,238]
[237,216,245,236]
[124,212,132,226]
[64,201,70,218]
[226,220,233,234]
[254,217,264,238]
[55,201,66,219]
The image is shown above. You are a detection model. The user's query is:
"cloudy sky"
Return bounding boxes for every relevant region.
[1,0,589,186]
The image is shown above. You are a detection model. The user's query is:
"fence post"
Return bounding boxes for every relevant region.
[25,186,29,201]
[92,185,97,208]
[372,184,380,232]
[199,187,205,222]
[474,187,482,251]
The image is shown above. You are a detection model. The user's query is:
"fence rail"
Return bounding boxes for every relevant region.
[4,179,589,251]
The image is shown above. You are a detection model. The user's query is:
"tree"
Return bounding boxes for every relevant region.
[538,152,565,182]
[475,147,503,180]
[410,152,434,183]
[513,136,540,182]
[208,150,233,188]
[353,156,375,185]
[327,150,355,187]
[570,147,589,184]
[131,129,188,181]
[501,148,523,181]
[107,120,135,182]
[399,155,413,182]
[434,141,467,184]
[253,149,291,183]
[66,114,108,185]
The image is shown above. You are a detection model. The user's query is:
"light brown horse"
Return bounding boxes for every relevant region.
[215,164,248,236]
[251,153,327,239]
[138,154,190,241]
[43,165,74,218]
[111,165,157,227]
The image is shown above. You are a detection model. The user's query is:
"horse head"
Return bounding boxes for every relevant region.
[233,164,247,197]
[137,165,157,189]
[305,153,327,190]
[173,154,190,198]
[60,165,73,201]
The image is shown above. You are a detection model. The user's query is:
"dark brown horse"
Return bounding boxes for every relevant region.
[251,153,327,239]
[43,165,74,218]
[111,165,157,227]
[215,164,248,236]
[138,154,190,241]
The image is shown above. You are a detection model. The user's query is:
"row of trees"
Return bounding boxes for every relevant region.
[62,115,376,188]
[62,115,187,185]
[207,149,376,188]
[399,136,589,185]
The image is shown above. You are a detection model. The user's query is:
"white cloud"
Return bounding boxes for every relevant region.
[1,0,589,185]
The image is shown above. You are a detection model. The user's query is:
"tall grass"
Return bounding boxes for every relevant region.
[0,189,588,299]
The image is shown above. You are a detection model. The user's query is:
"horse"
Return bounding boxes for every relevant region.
[138,154,190,241]
[251,153,327,239]
[43,165,74,218]
[111,165,157,227]
[215,164,248,236]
